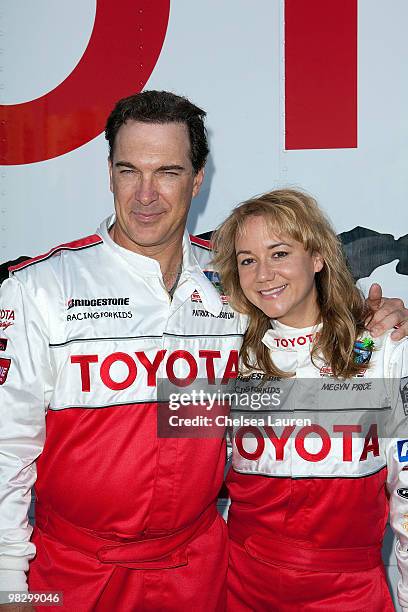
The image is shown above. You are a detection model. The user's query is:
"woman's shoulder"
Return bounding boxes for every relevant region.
[362,330,408,376]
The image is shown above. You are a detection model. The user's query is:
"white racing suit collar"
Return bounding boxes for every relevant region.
[262,319,323,352]
[97,215,223,317]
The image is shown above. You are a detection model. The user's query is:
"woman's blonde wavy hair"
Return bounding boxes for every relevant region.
[212,189,369,378]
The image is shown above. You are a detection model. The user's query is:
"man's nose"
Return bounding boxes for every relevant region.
[135,176,158,205]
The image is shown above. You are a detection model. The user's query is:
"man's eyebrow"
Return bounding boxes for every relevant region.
[115,161,136,169]
[157,165,186,171]
[114,162,186,171]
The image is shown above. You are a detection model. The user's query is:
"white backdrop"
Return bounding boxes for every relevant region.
[1,1,408,608]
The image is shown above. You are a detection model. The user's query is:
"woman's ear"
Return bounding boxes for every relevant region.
[313,252,324,273]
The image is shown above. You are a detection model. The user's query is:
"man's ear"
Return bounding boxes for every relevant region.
[192,168,205,198]
[108,157,113,193]
[313,252,324,273]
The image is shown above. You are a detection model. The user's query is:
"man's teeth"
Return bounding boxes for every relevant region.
[260,284,287,296]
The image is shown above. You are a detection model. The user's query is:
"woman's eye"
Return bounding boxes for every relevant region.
[273,251,288,258]
[239,258,255,266]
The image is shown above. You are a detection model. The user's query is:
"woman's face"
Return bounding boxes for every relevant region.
[235,215,323,328]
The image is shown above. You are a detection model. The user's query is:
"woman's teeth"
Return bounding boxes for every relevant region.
[259,284,287,297]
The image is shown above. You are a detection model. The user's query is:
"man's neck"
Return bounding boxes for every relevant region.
[109,224,184,292]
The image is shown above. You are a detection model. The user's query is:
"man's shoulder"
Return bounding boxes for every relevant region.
[9,233,103,277]
[0,256,30,285]
[0,233,104,299]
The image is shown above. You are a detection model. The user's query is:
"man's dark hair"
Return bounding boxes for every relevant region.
[105,90,209,173]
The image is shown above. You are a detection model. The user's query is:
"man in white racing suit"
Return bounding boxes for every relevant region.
[0,91,246,611]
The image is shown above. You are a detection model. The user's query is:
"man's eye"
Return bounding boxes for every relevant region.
[120,169,133,174]
[162,171,179,176]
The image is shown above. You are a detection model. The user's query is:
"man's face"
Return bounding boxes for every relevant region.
[109,121,204,256]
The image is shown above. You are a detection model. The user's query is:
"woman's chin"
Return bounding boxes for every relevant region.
[257,302,289,320]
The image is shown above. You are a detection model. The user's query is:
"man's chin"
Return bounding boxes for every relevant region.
[128,228,184,253]
[125,222,169,247]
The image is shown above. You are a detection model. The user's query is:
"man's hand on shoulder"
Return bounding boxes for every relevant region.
[365,283,408,340]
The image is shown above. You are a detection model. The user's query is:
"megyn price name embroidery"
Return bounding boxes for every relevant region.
[71,349,239,391]
[234,423,380,463]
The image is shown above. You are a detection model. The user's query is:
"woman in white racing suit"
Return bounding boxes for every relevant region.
[212,189,408,612]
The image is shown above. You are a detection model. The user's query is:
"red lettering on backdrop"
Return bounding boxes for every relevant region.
[285,0,357,149]
[1,2,357,163]
[0,0,170,165]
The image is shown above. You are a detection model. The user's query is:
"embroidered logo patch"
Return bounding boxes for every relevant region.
[0,357,11,384]
[400,377,408,416]
[0,338,8,351]
[397,440,408,463]
[353,338,374,365]
[319,365,333,377]
[0,309,15,331]
[203,271,229,304]
[191,290,202,303]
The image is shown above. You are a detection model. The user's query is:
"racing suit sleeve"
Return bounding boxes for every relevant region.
[385,337,408,612]
[0,274,51,598]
